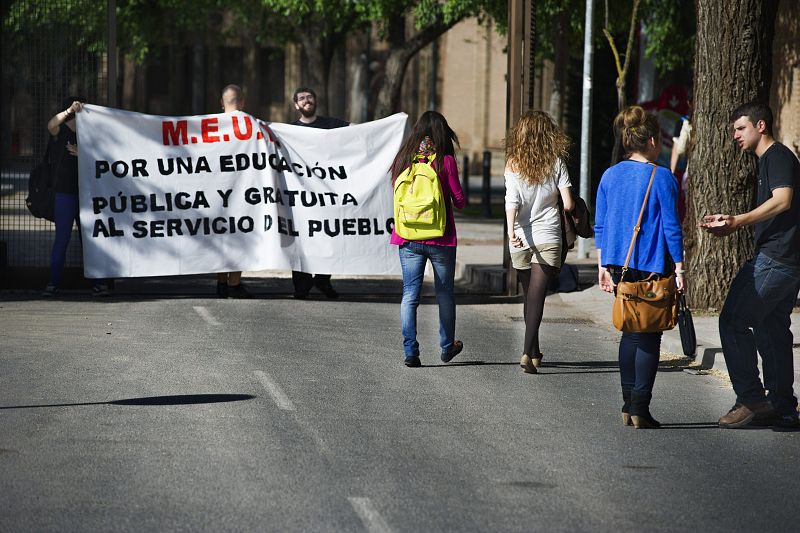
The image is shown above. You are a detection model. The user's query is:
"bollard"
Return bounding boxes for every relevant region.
[481,150,492,218]
[463,155,470,206]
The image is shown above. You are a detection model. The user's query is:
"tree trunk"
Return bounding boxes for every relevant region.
[687,0,777,310]
[191,33,205,115]
[121,56,136,110]
[206,18,221,112]
[548,11,568,128]
[243,36,260,115]
[374,16,461,118]
[298,33,335,117]
[606,0,640,166]
[610,84,625,164]
[347,32,369,123]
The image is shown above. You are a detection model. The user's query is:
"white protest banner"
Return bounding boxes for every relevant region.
[76,105,406,278]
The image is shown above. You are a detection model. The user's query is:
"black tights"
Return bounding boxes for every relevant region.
[517,263,559,357]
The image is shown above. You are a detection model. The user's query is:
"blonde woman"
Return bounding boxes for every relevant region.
[505,111,574,374]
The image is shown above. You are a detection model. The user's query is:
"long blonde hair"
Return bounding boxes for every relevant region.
[505,110,570,185]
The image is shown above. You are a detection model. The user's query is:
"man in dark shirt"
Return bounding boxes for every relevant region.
[702,102,800,430]
[289,87,348,299]
[216,84,251,299]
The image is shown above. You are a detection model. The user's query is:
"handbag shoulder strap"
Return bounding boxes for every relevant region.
[621,164,658,280]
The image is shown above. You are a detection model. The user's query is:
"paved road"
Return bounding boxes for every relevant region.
[2,285,799,532]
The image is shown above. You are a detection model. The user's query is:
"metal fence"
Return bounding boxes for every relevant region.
[1,0,108,281]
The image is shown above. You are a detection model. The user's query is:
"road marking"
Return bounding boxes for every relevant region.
[253,370,295,411]
[348,497,392,533]
[193,306,220,326]
[296,418,332,458]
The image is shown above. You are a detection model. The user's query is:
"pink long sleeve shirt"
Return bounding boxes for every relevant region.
[390,154,466,247]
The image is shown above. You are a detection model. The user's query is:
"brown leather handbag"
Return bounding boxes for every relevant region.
[611,165,679,333]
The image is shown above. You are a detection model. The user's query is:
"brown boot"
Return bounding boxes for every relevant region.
[520,354,537,374]
[621,389,633,426]
[718,401,775,429]
[630,391,660,429]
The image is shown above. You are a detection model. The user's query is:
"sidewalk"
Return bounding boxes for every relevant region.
[453,213,800,383]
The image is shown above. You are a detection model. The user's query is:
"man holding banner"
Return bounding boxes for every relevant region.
[215,84,251,299]
[290,87,349,299]
[76,102,404,282]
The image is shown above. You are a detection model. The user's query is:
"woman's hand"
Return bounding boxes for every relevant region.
[48,101,84,135]
[66,141,78,157]
[67,101,84,115]
[676,273,686,293]
[598,267,615,293]
[508,232,523,248]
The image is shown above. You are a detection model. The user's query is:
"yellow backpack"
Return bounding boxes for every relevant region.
[393,154,446,240]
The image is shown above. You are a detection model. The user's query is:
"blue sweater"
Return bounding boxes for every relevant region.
[594,161,683,274]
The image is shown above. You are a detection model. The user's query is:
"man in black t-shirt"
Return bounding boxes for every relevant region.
[702,102,800,430]
[216,84,252,299]
[289,87,348,299]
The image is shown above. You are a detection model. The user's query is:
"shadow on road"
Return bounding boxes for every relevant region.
[420,361,520,368]
[538,361,620,374]
[0,393,256,410]
[658,422,727,429]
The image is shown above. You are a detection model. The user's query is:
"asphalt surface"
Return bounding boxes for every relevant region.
[2,281,800,533]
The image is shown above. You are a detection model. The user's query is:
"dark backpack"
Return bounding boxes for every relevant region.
[26,138,56,222]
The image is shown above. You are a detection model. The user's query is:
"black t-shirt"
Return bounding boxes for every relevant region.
[51,125,79,195]
[291,116,349,129]
[754,142,800,266]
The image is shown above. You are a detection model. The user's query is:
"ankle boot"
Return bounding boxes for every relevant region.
[630,391,661,429]
[621,389,633,426]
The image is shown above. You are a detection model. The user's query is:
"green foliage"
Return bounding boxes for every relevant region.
[530,0,695,74]
[5,0,106,54]
[641,0,695,73]
[5,0,694,73]
[4,0,219,63]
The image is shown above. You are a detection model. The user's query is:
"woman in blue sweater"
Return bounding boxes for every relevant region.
[595,106,685,429]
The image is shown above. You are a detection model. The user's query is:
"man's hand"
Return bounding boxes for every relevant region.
[700,214,737,237]
[598,268,615,293]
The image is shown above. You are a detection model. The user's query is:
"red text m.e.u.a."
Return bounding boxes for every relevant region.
[161,116,277,146]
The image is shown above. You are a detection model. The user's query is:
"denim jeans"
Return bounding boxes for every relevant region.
[50,192,80,287]
[610,266,663,394]
[398,241,457,357]
[719,253,800,415]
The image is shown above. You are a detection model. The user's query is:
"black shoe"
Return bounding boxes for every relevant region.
[314,279,338,299]
[42,284,59,297]
[441,340,463,363]
[293,291,309,300]
[227,283,251,299]
[92,284,110,297]
[404,356,421,368]
[216,282,229,298]
[773,414,800,432]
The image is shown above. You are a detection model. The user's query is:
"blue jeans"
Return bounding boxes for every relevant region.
[610,266,663,394]
[720,253,800,415]
[50,192,80,287]
[398,242,457,358]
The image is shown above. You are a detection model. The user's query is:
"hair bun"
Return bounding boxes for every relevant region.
[622,106,647,129]
[614,105,660,155]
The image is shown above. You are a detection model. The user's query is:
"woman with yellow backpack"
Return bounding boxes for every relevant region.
[390,111,466,367]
